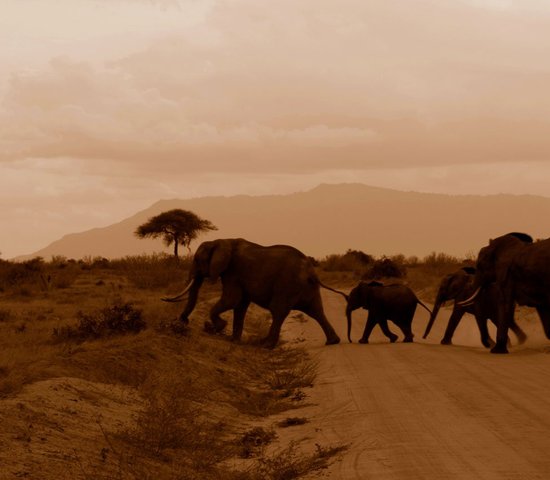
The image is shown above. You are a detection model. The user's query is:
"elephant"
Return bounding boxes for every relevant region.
[346,281,432,343]
[461,232,550,354]
[162,238,345,348]
[422,267,527,348]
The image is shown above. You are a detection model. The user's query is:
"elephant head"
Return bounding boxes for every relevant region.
[162,239,234,323]
[188,239,233,281]
[422,267,475,339]
[460,233,534,306]
[346,281,382,342]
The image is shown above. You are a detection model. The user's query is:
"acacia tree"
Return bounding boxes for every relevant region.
[135,209,217,257]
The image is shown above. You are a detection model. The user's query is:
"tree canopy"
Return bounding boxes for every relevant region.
[134,209,217,257]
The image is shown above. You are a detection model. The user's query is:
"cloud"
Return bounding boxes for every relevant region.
[1,0,550,176]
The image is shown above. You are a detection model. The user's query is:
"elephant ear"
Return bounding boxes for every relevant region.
[366,280,384,287]
[462,266,476,275]
[209,240,233,280]
[507,232,533,243]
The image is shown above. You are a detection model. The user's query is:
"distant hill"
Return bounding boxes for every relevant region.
[17,183,550,260]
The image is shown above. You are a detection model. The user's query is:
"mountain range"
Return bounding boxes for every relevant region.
[18,183,550,260]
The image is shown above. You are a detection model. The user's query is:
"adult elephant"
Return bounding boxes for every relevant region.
[422,267,527,348]
[461,232,550,354]
[346,281,431,344]
[162,238,345,348]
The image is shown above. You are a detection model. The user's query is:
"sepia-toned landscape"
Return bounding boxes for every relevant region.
[3,0,550,478]
[2,220,550,479]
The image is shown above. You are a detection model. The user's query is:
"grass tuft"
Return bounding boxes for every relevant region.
[53,301,145,341]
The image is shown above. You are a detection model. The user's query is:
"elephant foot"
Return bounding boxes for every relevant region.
[440,338,452,345]
[259,337,278,349]
[325,336,341,345]
[204,319,227,334]
[403,337,414,343]
[490,344,509,354]
[482,339,495,349]
[358,338,369,344]
[516,331,527,345]
[389,335,398,343]
[179,315,189,325]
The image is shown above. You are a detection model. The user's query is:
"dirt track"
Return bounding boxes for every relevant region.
[282,291,550,479]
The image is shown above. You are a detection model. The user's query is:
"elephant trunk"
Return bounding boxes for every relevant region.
[178,276,204,323]
[422,289,445,339]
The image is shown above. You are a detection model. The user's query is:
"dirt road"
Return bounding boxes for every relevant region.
[282,291,550,479]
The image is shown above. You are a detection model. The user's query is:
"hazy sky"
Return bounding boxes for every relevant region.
[1,0,550,257]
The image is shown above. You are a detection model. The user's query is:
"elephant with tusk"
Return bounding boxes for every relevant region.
[465,232,550,354]
[423,267,526,348]
[162,238,346,348]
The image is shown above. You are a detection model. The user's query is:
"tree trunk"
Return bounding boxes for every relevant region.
[173,237,179,257]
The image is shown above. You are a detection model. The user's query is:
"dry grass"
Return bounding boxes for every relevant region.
[0,255,348,479]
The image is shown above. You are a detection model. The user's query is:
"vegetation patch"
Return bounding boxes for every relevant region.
[276,417,309,428]
[53,301,145,341]
[0,249,469,479]
[238,427,278,458]
[237,442,348,480]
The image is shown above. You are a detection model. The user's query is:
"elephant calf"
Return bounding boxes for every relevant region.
[346,281,432,344]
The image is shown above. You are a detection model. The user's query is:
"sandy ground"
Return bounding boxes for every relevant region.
[3,292,550,479]
[0,377,141,479]
[279,291,550,480]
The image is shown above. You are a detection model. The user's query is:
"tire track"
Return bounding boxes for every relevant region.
[287,292,550,479]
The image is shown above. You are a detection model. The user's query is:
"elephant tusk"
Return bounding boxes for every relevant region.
[457,286,481,306]
[161,278,195,302]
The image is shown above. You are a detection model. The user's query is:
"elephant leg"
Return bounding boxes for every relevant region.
[475,315,494,348]
[205,300,231,333]
[396,317,414,343]
[359,313,378,344]
[205,284,243,334]
[231,299,250,341]
[378,318,398,343]
[261,307,292,349]
[536,306,550,339]
[301,294,340,345]
[441,308,464,345]
[491,299,514,354]
[510,320,527,345]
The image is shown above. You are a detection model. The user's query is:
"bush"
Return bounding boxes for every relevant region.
[53,301,145,341]
[321,249,372,272]
[422,251,463,270]
[0,257,45,291]
[363,257,405,280]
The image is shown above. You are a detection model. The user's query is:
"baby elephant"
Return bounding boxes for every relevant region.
[346,281,432,343]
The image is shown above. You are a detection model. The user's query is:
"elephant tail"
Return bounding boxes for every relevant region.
[318,281,349,301]
[417,299,433,316]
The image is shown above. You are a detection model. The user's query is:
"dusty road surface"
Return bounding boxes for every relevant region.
[281,291,550,479]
